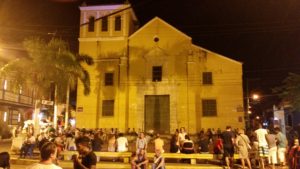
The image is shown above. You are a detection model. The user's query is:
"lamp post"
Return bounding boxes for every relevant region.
[246,94,259,129]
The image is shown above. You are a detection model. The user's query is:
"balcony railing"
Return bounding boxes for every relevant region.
[0,89,34,106]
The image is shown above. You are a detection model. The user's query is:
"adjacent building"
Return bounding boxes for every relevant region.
[76,3,244,133]
[0,60,34,126]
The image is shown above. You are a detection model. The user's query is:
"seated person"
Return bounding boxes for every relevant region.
[116,133,128,152]
[198,134,210,153]
[20,133,36,158]
[152,149,165,169]
[131,149,148,169]
[181,135,194,154]
[26,142,62,169]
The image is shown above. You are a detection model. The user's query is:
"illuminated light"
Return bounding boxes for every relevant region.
[19,86,22,94]
[3,112,7,122]
[248,110,252,114]
[274,117,279,120]
[3,80,7,90]
[252,94,260,100]
[70,119,76,126]
[18,113,21,122]
[38,113,43,120]
[256,116,260,119]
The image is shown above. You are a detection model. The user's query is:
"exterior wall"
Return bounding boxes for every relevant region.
[193,48,244,131]
[128,18,192,133]
[76,5,244,133]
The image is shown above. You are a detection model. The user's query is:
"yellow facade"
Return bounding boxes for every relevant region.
[76,4,244,134]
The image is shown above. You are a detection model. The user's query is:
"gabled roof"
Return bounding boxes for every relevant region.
[192,44,243,65]
[129,17,191,40]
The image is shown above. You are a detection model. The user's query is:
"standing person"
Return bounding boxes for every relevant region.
[73,136,97,169]
[154,133,164,153]
[236,129,252,169]
[131,149,149,169]
[275,127,288,166]
[170,131,180,153]
[136,132,147,153]
[288,138,300,169]
[255,123,269,169]
[266,129,277,169]
[26,142,62,169]
[213,134,223,160]
[116,133,128,152]
[152,149,165,169]
[222,126,235,169]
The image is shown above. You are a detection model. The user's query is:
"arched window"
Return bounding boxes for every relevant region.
[88,16,95,32]
[115,16,121,31]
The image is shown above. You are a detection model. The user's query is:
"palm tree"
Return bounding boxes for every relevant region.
[0,37,93,129]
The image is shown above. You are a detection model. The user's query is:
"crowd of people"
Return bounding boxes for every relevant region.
[16,123,300,169]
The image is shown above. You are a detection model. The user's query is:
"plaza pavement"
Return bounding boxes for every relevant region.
[0,139,290,169]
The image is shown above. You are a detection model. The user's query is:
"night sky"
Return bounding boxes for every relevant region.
[1,0,300,107]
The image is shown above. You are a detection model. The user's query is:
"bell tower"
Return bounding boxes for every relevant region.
[79,3,138,39]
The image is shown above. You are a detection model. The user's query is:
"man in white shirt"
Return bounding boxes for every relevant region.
[255,123,269,169]
[26,142,62,169]
[116,133,128,152]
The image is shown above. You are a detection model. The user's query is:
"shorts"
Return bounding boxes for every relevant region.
[268,147,277,164]
[258,145,269,157]
[223,146,234,157]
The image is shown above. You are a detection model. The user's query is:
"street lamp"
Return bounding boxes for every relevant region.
[246,93,259,129]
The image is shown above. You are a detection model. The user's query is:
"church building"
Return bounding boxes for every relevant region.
[76,3,244,134]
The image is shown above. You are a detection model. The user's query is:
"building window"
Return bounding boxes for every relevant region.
[105,73,113,86]
[88,16,95,32]
[202,99,217,116]
[115,16,121,31]
[202,72,212,85]
[101,17,108,32]
[102,100,114,116]
[152,66,162,82]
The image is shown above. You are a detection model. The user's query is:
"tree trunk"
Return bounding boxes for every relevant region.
[65,82,70,129]
[54,84,58,130]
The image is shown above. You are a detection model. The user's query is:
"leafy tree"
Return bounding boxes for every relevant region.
[273,73,300,110]
[1,37,93,101]
[0,37,94,127]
